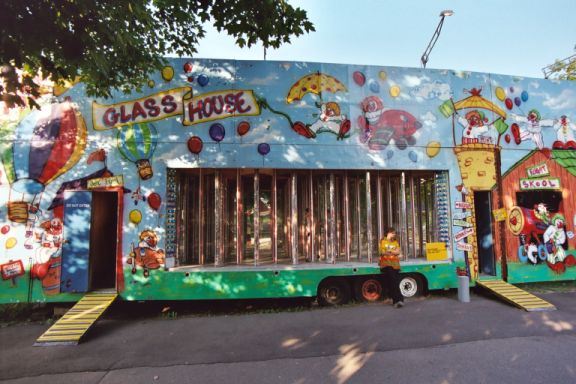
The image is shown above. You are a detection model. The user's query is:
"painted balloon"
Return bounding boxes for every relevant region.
[187,136,203,154]
[426,141,441,158]
[183,62,193,73]
[408,150,418,162]
[505,98,513,110]
[209,123,225,142]
[129,209,142,225]
[389,85,401,98]
[237,121,250,136]
[504,134,511,143]
[495,87,506,101]
[147,80,155,88]
[147,193,162,211]
[198,74,209,87]
[514,97,521,107]
[521,91,529,102]
[352,71,366,86]
[509,86,515,93]
[161,66,174,81]
[386,150,394,160]
[1,101,86,223]
[257,143,270,156]
[369,79,380,93]
[117,122,158,180]
[379,71,387,81]
[1,225,10,235]
[5,237,17,249]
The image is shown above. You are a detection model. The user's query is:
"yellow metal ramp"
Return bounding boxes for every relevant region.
[35,291,118,346]
[477,280,556,312]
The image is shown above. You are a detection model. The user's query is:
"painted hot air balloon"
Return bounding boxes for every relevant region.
[0,101,87,223]
[117,122,158,180]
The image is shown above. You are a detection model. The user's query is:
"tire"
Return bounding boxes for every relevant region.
[317,278,352,306]
[354,277,383,302]
[399,274,425,298]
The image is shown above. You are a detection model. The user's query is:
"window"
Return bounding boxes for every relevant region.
[169,168,450,266]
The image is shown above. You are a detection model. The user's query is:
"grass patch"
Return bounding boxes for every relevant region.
[516,280,576,293]
[0,303,55,327]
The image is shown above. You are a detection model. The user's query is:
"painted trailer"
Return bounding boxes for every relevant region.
[1,58,575,312]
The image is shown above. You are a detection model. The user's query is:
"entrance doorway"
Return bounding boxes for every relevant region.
[61,191,118,293]
[474,191,496,275]
[89,192,118,290]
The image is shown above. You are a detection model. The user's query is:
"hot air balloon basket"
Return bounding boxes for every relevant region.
[136,159,154,180]
[8,202,29,223]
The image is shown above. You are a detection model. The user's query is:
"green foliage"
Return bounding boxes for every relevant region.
[546,55,576,81]
[0,0,314,106]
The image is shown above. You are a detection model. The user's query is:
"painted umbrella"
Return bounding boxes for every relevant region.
[452,88,507,119]
[286,72,347,103]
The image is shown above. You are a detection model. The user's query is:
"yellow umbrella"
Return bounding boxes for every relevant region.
[452,88,507,119]
[286,72,347,103]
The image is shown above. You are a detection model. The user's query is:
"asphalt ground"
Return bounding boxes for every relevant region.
[0,287,575,384]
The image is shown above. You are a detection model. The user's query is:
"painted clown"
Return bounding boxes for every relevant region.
[543,214,567,265]
[457,109,495,144]
[511,109,554,149]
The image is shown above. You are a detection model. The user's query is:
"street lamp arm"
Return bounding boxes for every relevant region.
[421,16,447,69]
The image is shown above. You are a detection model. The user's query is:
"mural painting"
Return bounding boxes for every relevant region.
[0,58,574,303]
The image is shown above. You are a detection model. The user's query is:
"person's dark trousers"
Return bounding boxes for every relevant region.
[381,267,403,304]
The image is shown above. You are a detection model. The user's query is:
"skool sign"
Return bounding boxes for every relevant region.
[93,87,260,130]
[519,178,560,191]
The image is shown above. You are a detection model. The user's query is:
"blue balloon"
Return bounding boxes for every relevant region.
[514,97,521,107]
[257,143,270,155]
[409,150,418,162]
[209,123,225,142]
[386,150,394,159]
[521,91,529,102]
[369,79,380,93]
[198,74,209,87]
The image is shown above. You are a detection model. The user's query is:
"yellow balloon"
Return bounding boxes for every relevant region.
[379,71,387,81]
[495,87,505,101]
[147,79,156,88]
[129,209,142,225]
[161,66,174,82]
[426,141,441,158]
[389,85,400,98]
[5,237,17,249]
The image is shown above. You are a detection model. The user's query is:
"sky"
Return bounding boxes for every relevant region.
[194,0,576,79]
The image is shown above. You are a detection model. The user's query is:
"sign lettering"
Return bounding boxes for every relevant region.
[519,178,560,191]
[455,201,472,209]
[526,163,550,178]
[92,87,189,130]
[183,90,260,125]
[454,227,474,242]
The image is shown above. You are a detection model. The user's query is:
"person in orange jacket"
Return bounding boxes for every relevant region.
[379,227,404,308]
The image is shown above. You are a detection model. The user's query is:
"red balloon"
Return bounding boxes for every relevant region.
[0,225,9,235]
[187,136,203,154]
[505,98,513,110]
[148,192,162,211]
[352,71,366,86]
[183,62,193,73]
[504,134,511,143]
[237,121,250,136]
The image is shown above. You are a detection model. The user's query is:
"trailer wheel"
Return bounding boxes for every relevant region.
[317,278,352,306]
[354,277,383,302]
[399,274,425,298]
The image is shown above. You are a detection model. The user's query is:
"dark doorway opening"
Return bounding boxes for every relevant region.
[89,192,118,290]
[474,191,496,275]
